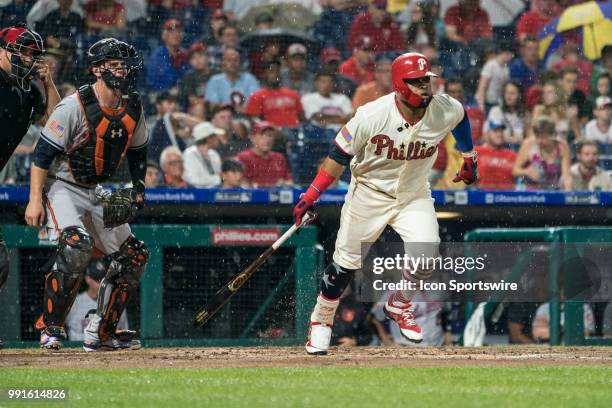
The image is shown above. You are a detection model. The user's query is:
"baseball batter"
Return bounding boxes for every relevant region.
[293,53,477,355]
[24,38,149,351]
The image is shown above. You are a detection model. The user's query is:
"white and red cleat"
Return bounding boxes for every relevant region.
[383,299,423,343]
[305,322,331,355]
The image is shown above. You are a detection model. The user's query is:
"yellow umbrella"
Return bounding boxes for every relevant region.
[538,1,612,60]
[556,1,609,31]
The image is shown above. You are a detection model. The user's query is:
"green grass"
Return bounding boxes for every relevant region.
[0,367,610,408]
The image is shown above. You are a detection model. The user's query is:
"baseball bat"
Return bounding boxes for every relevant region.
[193,211,315,328]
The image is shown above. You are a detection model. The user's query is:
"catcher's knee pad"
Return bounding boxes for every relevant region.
[320,262,356,300]
[0,239,9,289]
[42,226,94,327]
[96,236,148,340]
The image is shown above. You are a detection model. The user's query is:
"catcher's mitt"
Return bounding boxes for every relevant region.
[96,188,141,228]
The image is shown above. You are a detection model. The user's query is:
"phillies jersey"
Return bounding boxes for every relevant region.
[334,92,464,202]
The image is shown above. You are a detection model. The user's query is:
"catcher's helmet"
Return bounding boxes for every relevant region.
[0,23,44,91]
[87,38,141,94]
[391,52,437,108]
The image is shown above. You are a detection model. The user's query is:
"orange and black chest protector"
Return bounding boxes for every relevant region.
[68,84,141,184]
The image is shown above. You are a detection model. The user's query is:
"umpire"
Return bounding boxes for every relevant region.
[0,23,60,348]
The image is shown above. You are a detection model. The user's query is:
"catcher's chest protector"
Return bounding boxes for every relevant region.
[69,85,141,184]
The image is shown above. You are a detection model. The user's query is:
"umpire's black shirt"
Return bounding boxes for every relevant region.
[0,68,45,170]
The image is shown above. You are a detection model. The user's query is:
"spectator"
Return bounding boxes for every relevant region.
[352,51,394,110]
[405,1,437,48]
[146,19,191,92]
[532,301,594,343]
[237,122,293,188]
[208,25,242,73]
[347,0,404,52]
[593,72,611,100]
[570,141,612,191]
[443,0,492,45]
[475,42,514,114]
[474,121,517,190]
[205,48,260,112]
[509,36,542,92]
[84,0,127,35]
[321,47,357,98]
[177,42,212,119]
[507,302,539,344]
[146,91,179,133]
[301,70,353,131]
[183,121,224,188]
[65,258,128,341]
[591,45,612,97]
[552,44,593,97]
[211,105,251,160]
[35,0,85,46]
[445,78,485,144]
[145,160,161,188]
[584,96,612,144]
[244,60,304,128]
[533,80,581,141]
[280,43,315,96]
[312,0,356,52]
[160,146,189,188]
[339,36,375,86]
[249,39,282,81]
[149,111,201,161]
[515,0,559,43]
[484,80,529,144]
[513,116,572,191]
[559,66,591,126]
[220,159,244,188]
[199,8,228,48]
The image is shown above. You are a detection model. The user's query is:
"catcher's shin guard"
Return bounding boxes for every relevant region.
[40,226,93,328]
[96,236,148,340]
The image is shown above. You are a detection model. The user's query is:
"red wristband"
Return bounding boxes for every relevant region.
[303,169,336,202]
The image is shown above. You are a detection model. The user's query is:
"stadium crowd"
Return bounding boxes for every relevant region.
[1,0,611,191]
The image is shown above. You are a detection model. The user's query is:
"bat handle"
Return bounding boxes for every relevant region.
[270,211,315,250]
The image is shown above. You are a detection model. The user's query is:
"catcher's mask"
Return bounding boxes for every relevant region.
[87,38,141,95]
[0,23,44,91]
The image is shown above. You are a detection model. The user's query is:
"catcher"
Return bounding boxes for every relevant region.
[24,38,149,352]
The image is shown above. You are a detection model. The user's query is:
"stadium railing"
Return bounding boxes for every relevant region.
[0,224,321,347]
[464,227,612,346]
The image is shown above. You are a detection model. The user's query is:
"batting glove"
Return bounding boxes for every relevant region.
[453,152,478,185]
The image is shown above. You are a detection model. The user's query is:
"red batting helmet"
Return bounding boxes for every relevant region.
[391,52,437,108]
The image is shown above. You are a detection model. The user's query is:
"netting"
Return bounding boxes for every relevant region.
[18,248,140,341]
[163,246,296,339]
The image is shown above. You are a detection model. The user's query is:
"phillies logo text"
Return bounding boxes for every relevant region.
[371,135,437,161]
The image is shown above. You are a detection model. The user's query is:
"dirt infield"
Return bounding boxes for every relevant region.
[1,346,611,369]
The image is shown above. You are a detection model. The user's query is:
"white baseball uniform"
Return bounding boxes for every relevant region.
[39,93,148,254]
[332,92,464,270]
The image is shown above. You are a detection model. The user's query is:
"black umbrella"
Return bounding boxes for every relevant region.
[239,28,317,53]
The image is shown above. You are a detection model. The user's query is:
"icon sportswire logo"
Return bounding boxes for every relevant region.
[211,228,281,245]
